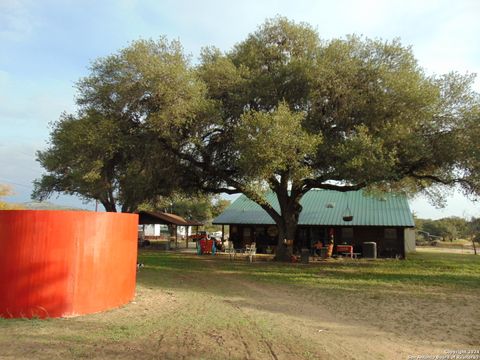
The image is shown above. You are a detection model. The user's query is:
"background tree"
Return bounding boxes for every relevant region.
[34,38,204,212]
[415,216,471,242]
[142,193,214,223]
[212,198,231,219]
[0,184,23,210]
[468,217,480,254]
[415,214,480,256]
[34,112,126,211]
[139,194,231,225]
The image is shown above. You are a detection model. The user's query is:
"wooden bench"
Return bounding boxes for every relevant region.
[336,245,353,258]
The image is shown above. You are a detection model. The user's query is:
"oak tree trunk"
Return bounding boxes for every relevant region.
[275,219,298,261]
[101,200,117,212]
[273,195,301,262]
[252,177,304,262]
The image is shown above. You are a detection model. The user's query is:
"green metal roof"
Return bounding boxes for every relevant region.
[213,189,414,227]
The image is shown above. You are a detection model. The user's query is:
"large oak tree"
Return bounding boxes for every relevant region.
[162,18,480,250]
[35,18,480,256]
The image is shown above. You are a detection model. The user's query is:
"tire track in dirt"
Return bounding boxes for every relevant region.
[226,276,451,360]
[217,271,366,360]
[161,255,460,359]
[145,260,252,359]
[188,258,271,359]
[154,334,164,360]
[239,333,253,359]
[223,292,289,360]
[201,258,282,359]
[143,255,401,359]
[263,339,279,360]
[201,257,321,359]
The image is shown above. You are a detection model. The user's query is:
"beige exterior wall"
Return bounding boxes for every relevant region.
[404,228,416,253]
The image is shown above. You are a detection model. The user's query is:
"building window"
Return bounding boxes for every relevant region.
[255,226,265,236]
[267,226,278,237]
[385,228,397,240]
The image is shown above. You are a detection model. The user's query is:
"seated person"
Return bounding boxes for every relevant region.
[313,241,323,256]
[214,238,223,251]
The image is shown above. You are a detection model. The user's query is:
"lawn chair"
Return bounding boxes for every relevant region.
[138,230,148,248]
[225,242,236,261]
[245,243,257,263]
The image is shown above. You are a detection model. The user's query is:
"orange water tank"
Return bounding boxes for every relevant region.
[0,210,138,318]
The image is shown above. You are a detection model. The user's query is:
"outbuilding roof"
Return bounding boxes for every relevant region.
[138,211,203,226]
[213,189,414,227]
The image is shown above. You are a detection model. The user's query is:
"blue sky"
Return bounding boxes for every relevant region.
[1,0,479,218]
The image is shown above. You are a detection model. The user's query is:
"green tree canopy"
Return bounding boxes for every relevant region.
[35,18,480,258]
[34,38,204,212]
[138,193,231,224]
[416,217,469,241]
[163,18,480,248]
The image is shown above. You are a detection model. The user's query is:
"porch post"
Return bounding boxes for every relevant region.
[175,225,178,249]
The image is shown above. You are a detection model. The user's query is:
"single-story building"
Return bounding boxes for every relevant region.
[137,211,203,247]
[213,189,415,258]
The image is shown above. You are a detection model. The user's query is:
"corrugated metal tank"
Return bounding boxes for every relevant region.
[0,210,138,318]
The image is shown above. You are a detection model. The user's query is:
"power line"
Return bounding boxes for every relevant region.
[0,177,32,189]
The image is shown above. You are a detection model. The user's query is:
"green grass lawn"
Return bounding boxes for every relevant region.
[139,250,480,294]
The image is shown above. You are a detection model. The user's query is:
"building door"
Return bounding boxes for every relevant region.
[297,227,310,251]
[310,227,327,247]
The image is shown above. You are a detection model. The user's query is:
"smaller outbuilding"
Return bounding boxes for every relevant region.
[213,189,416,258]
[137,211,203,248]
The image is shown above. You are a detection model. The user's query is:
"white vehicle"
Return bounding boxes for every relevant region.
[210,231,223,239]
